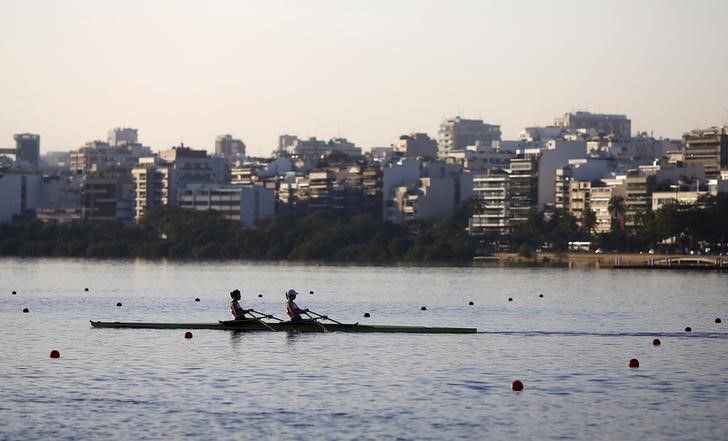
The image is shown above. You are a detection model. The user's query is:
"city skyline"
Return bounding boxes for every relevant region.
[2,0,727,155]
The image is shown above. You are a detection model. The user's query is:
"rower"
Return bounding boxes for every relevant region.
[285,289,308,322]
[229,289,251,321]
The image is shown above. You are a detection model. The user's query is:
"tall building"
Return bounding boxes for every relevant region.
[14,133,40,168]
[508,158,539,226]
[215,134,246,160]
[683,127,728,180]
[131,146,226,222]
[178,184,274,227]
[438,117,501,155]
[107,128,138,146]
[469,169,510,236]
[554,111,631,139]
[393,133,438,159]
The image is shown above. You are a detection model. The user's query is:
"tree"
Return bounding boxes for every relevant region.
[581,208,598,237]
[608,195,626,233]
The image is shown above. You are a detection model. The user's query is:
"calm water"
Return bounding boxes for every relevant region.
[1,258,727,441]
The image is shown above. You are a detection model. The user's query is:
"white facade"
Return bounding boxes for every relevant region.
[178,184,275,227]
[382,158,421,220]
[392,177,454,223]
[537,140,588,209]
[438,117,501,154]
[108,128,138,146]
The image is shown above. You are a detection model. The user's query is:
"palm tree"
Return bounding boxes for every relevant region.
[581,207,598,236]
[608,195,626,233]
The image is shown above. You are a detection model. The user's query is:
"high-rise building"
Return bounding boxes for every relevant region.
[14,133,40,168]
[132,145,226,222]
[438,117,501,155]
[554,111,631,139]
[108,128,138,146]
[683,126,728,180]
[215,135,246,160]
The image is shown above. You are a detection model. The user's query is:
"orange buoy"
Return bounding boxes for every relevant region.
[468,301,474,305]
[116,302,122,307]
[685,327,692,332]
[22,308,29,313]
[716,318,722,324]
[508,297,513,302]
[194,298,200,302]
[420,306,427,311]
[12,290,17,295]
[50,350,60,358]
[364,312,370,318]
[184,331,193,339]
[539,294,544,298]
[511,380,524,391]
[258,294,263,298]
[309,291,314,295]
[652,338,661,346]
[628,358,639,368]
[84,288,89,292]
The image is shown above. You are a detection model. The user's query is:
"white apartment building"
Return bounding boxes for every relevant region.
[469,171,510,236]
[178,184,275,227]
[438,117,501,155]
[391,177,454,223]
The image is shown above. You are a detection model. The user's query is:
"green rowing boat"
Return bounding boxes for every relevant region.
[89,320,476,334]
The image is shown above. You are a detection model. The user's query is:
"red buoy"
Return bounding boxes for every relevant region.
[685,327,692,332]
[652,338,661,346]
[716,318,722,324]
[184,331,193,339]
[508,297,513,302]
[50,350,60,359]
[628,358,639,368]
[511,380,524,391]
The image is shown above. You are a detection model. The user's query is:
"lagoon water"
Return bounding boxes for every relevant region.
[1,258,727,440]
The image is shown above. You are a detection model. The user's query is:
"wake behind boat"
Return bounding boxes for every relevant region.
[89,319,477,334]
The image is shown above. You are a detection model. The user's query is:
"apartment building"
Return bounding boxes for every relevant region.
[178,184,274,227]
[683,126,728,180]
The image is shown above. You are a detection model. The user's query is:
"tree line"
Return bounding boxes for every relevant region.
[508,193,728,255]
[0,205,478,262]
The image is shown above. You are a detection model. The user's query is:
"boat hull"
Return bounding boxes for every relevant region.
[89,320,476,334]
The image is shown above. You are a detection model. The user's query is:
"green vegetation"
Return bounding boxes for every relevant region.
[504,194,728,254]
[0,205,477,262]
[2,194,725,261]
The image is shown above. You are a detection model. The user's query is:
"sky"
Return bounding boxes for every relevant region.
[1,0,727,156]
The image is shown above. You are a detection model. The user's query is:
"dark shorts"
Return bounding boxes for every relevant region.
[234,315,248,321]
[290,315,303,322]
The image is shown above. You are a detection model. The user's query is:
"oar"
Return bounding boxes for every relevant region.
[249,309,285,322]
[306,310,343,325]
[245,310,278,332]
[303,312,329,332]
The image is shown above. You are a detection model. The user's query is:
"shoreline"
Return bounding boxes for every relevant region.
[482,252,728,270]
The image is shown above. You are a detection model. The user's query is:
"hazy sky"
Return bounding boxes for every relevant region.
[2,0,727,156]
